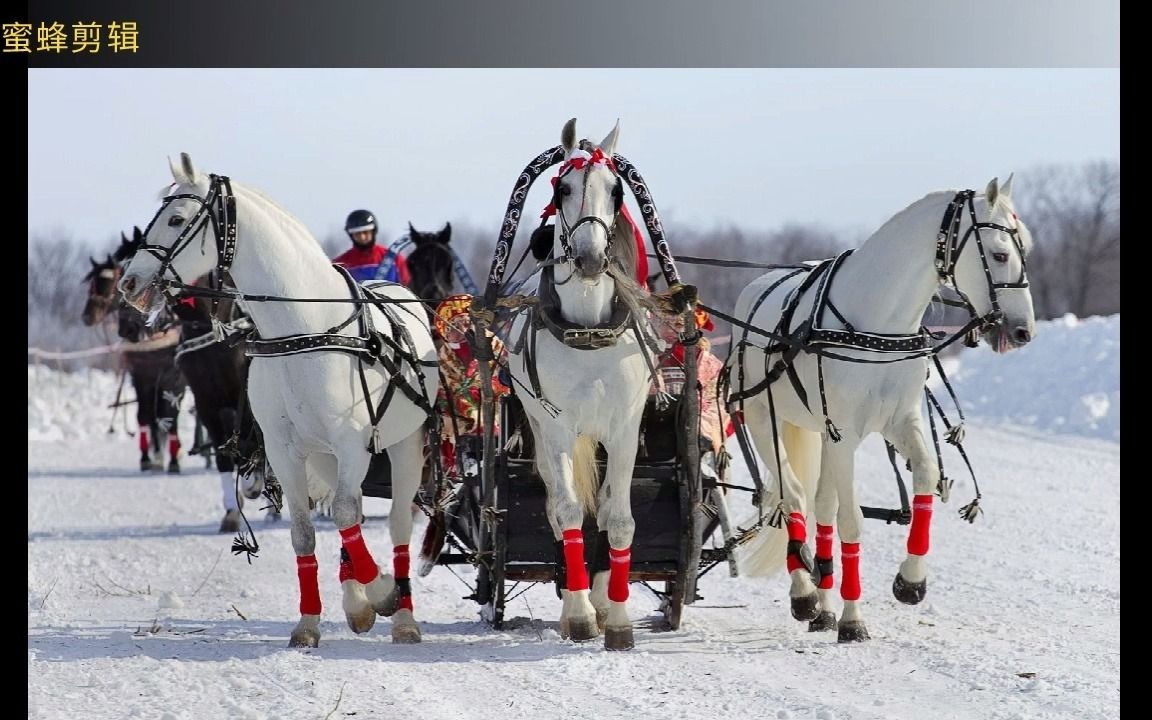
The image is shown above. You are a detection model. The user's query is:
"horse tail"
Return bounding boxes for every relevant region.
[572,434,601,516]
[738,421,822,577]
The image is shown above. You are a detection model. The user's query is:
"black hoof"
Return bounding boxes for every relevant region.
[790,592,820,622]
[837,619,870,643]
[808,611,837,632]
[167,460,181,474]
[604,626,635,651]
[892,572,927,605]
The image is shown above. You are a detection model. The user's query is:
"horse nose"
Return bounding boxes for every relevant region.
[1012,327,1032,345]
[574,253,608,277]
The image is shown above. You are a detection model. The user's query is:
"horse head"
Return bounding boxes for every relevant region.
[405,221,456,305]
[949,174,1036,353]
[120,153,220,315]
[80,251,120,326]
[550,118,633,283]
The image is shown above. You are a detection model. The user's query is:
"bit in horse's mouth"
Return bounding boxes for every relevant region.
[123,285,163,316]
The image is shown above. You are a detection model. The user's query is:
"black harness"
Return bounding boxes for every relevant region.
[718,189,1029,527]
[135,174,438,455]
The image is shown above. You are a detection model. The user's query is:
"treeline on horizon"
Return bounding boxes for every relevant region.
[29,160,1118,371]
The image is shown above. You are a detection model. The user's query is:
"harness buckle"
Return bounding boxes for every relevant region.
[562,327,618,349]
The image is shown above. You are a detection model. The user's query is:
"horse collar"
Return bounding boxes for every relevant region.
[534,296,632,350]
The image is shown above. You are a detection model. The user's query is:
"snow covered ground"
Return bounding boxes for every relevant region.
[27,314,1120,719]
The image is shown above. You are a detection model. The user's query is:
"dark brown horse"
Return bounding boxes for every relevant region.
[84,229,187,473]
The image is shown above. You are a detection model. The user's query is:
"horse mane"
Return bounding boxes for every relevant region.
[605,216,649,322]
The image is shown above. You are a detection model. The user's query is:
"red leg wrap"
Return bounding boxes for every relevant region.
[338,524,379,584]
[908,494,933,556]
[816,523,835,590]
[786,512,808,572]
[297,554,322,615]
[562,529,589,591]
[395,546,414,610]
[840,542,861,601]
[608,547,631,602]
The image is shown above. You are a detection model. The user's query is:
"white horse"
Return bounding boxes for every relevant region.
[120,153,440,647]
[732,176,1035,642]
[502,119,652,650]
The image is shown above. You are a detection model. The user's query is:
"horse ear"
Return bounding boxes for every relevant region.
[985,176,1000,207]
[180,152,197,183]
[168,155,183,183]
[133,226,144,243]
[598,119,621,157]
[441,222,452,243]
[408,221,416,235]
[106,254,114,265]
[121,231,129,244]
[1000,172,1014,199]
[561,118,577,153]
[90,256,99,269]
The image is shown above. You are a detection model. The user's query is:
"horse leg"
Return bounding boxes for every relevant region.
[268,446,323,648]
[833,465,869,643]
[536,430,599,642]
[215,448,242,533]
[741,402,820,621]
[324,451,391,636]
[598,436,638,651]
[809,452,840,632]
[885,414,940,605]
[381,427,426,643]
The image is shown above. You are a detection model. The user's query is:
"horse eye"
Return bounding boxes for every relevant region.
[992,251,1009,263]
[168,216,185,227]
[558,184,571,197]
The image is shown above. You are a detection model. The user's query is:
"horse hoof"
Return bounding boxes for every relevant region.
[790,592,820,622]
[218,510,241,534]
[369,574,399,617]
[604,626,635,651]
[167,460,181,474]
[837,620,871,643]
[808,611,837,632]
[563,617,600,642]
[892,572,927,605]
[391,610,421,644]
[288,629,320,648]
[345,604,376,634]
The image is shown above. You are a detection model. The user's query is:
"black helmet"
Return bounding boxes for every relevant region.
[345,209,377,240]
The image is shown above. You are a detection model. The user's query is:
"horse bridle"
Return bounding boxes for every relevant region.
[934,189,1029,335]
[131,174,239,336]
[550,147,624,280]
[135,173,238,293]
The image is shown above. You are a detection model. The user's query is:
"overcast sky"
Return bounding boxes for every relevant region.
[28,68,1118,251]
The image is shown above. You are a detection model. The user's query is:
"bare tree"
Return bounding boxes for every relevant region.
[1015,161,1120,319]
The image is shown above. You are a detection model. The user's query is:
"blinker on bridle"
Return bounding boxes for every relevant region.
[934,189,1029,343]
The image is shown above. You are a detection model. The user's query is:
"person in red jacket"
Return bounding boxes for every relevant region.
[331,209,412,285]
